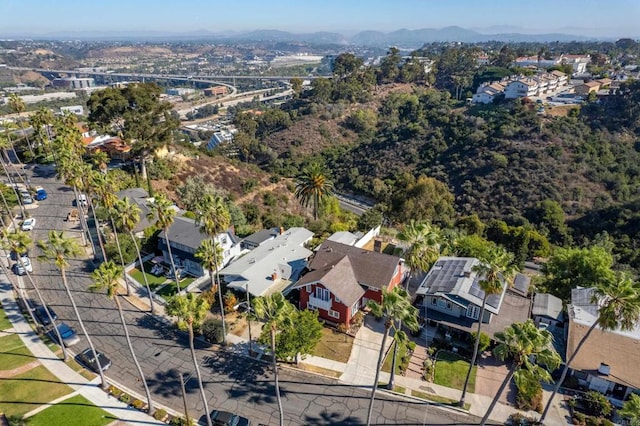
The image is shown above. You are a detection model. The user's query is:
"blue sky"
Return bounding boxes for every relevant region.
[1,0,638,37]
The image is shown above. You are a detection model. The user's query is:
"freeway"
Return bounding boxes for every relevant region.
[16,165,480,425]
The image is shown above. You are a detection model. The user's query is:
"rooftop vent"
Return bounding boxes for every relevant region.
[598,363,610,376]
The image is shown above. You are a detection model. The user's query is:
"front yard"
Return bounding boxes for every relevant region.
[311,327,355,364]
[26,394,116,426]
[433,350,476,392]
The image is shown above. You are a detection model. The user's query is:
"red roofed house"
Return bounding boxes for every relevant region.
[293,240,406,326]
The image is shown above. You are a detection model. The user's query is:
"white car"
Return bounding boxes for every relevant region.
[21,218,36,231]
[13,257,33,275]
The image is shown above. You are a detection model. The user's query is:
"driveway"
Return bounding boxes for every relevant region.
[474,353,515,405]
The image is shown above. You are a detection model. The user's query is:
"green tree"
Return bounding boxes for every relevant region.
[257,309,323,361]
[294,162,335,220]
[166,294,212,426]
[38,231,109,389]
[290,77,303,97]
[251,293,295,426]
[310,78,332,103]
[460,246,516,407]
[90,261,153,412]
[87,82,179,179]
[619,393,640,426]
[8,93,35,157]
[389,174,454,226]
[378,47,402,83]
[480,320,561,425]
[366,288,419,425]
[541,245,615,302]
[540,273,640,424]
[356,207,383,232]
[147,194,180,291]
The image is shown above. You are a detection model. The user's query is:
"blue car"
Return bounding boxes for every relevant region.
[35,189,47,201]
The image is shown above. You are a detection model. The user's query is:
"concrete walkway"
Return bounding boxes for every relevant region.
[0,279,166,425]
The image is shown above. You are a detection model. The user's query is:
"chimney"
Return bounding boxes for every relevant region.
[279,226,284,235]
[271,272,278,281]
[463,271,471,278]
[598,363,610,376]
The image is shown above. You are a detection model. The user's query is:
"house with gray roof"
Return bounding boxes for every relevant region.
[117,188,153,236]
[241,228,280,250]
[532,293,564,327]
[416,256,531,338]
[158,216,241,278]
[292,240,405,326]
[220,227,314,297]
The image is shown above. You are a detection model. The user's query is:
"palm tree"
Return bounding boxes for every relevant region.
[366,287,420,426]
[194,193,230,343]
[252,293,296,426]
[480,320,561,426]
[2,230,66,357]
[8,93,35,158]
[294,162,334,220]
[539,273,640,424]
[392,220,442,389]
[113,198,155,313]
[147,193,180,291]
[37,230,108,389]
[195,239,225,340]
[90,261,154,412]
[619,393,640,426]
[459,246,516,407]
[166,293,212,426]
[28,107,55,160]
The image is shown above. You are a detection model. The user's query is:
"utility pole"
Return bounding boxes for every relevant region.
[246,283,253,356]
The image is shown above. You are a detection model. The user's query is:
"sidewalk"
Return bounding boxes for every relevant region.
[0,279,166,426]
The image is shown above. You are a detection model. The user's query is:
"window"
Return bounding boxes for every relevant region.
[335,296,341,304]
[466,305,480,320]
[315,287,330,301]
[431,297,437,305]
[305,285,311,293]
[329,309,340,319]
[437,298,447,309]
[351,301,360,316]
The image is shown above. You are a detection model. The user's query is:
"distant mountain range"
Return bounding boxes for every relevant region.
[1,26,604,47]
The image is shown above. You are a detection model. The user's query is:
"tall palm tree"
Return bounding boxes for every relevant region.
[113,198,155,313]
[195,239,225,339]
[166,293,212,426]
[8,93,35,158]
[294,162,334,220]
[90,261,153,412]
[194,193,230,343]
[459,246,516,407]
[2,230,66,356]
[252,293,296,426]
[365,287,420,426]
[392,220,442,389]
[480,320,561,426]
[539,273,640,424]
[28,107,55,160]
[147,194,180,292]
[37,230,108,389]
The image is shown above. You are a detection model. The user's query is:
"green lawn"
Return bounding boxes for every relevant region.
[382,342,408,374]
[27,394,117,426]
[129,267,170,287]
[311,327,355,363]
[433,351,476,392]
[0,365,73,417]
[0,333,36,371]
[0,307,11,330]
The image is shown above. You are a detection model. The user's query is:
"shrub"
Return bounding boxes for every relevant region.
[169,416,194,426]
[223,291,237,313]
[351,311,365,328]
[131,399,146,410]
[336,323,349,334]
[406,341,416,353]
[470,331,491,353]
[515,374,543,412]
[108,385,123,398]
[600,419,614,426]
[119,393,131,404]
[572,412,586,425]
[201,318,224,344]
[422,358,435,381]
[153,408,167,421]
[579,391,613,418]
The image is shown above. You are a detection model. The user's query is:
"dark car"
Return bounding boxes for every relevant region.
[50,322,80,347]
[34,305,57,326]
[210,410,250,426]
[77,348,112,372]
[35,189,47,201]
[9,249,28,261]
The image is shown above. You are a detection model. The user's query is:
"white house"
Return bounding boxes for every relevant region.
[504,79,539,99]
[472,82,506,104]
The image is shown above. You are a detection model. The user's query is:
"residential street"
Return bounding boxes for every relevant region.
[11,165,482,425]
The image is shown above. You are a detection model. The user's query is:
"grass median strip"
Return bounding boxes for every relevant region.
[0,333,36,371]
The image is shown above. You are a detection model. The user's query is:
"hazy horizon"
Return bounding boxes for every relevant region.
[1,0,638,39]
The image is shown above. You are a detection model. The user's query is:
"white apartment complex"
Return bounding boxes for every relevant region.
[471,70,569,103]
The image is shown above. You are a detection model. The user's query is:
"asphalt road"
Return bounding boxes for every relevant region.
[16,165,481,425]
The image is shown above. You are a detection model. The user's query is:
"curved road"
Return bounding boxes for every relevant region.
[17,165,479,425]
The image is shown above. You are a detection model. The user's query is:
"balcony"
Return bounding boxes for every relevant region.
[308,295,332,311]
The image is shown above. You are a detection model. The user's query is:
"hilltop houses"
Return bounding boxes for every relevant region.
[471,70,569,103]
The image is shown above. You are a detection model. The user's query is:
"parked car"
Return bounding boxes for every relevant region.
[21,217,36,231]
[9,249,28,261]
[150,263,165,276]
[13,257,33,275]
[165,267,184,280]
[232,301,253,313]
[21,193,34,204]
[77,348,112,372]
[50,322,80,347]
[210,410,250,426]
[76,193,88,207]
[34,305,58,327]
[35,189,47,201]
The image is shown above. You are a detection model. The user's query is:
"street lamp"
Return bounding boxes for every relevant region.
[246,283,253,356]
